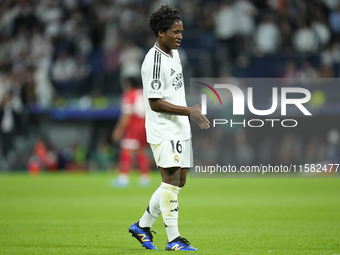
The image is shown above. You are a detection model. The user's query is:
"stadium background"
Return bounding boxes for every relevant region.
[1,1,340,254]
[1,0,340,171]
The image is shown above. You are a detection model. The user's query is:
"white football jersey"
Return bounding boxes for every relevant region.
[141,44,191,144]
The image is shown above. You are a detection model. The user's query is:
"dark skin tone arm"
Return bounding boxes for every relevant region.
[149,98,210,187]
[149,98,210,129]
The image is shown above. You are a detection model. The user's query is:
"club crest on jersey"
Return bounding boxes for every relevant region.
[151,79,161,90]
[174,155,180,163]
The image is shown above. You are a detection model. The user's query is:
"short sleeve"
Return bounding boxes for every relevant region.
[142,51,164,99]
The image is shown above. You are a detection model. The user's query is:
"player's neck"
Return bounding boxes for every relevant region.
[155,41,173,57]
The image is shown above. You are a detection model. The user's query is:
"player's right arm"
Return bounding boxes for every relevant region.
[142,50,209,129]
[112,91,134,143]
[112,113,132,143]
[149,99,210,129]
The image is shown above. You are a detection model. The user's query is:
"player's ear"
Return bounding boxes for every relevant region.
[158,30,165,38]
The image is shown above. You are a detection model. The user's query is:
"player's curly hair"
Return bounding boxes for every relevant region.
[149,3,181,37]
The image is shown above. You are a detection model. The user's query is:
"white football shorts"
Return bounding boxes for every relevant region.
[150,139,192,168]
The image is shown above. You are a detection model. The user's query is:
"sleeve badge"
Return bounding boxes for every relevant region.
[151,80,162,90]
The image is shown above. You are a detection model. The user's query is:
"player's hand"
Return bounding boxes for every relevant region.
[112,127,123,143]
[190,103,210,129]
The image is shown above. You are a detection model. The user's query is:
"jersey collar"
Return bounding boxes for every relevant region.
[154,44,171,58]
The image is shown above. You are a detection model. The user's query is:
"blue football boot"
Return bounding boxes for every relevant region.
[128,222,157,250]
[165,237,198,251]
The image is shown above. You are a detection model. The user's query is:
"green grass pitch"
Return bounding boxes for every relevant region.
[0,172,340,254]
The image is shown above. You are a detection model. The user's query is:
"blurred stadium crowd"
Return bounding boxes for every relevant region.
[0,0,339,171]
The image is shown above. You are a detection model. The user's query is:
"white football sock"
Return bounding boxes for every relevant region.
[138,185,162,228]
[139,182,182,242]
[160,182,180,242]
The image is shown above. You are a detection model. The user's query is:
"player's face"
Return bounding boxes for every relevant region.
[159,20,183,53]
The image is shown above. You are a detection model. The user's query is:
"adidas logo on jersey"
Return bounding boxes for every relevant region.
[171,68,175,76]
